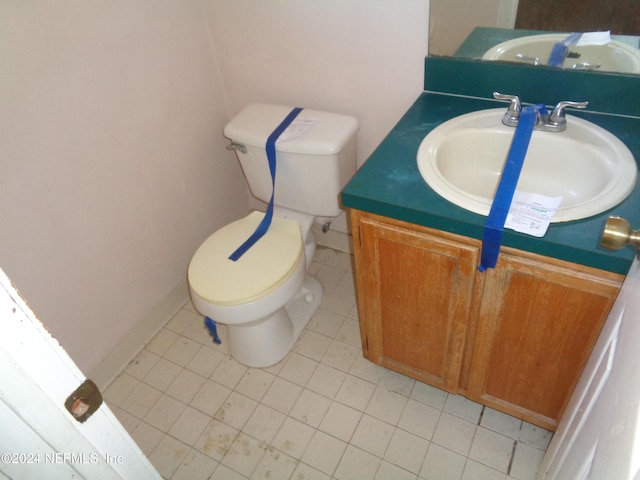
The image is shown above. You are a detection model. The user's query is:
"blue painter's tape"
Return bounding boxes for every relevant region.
[204,316,222,345]
[478,105,543,272]
[548,32,582,66]
[228,107,304,261]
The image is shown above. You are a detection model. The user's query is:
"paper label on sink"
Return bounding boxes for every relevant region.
[576,31,611,46]
[505,191,563,237]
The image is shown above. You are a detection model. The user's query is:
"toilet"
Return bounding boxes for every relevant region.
[188,103,359,367]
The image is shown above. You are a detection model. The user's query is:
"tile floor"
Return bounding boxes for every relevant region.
[104,247,552,480]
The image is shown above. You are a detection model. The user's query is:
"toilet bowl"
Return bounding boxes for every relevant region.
[188,209,323,367]
[187,103,358,368]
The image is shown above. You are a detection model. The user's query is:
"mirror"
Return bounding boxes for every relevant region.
[429,0,640,75]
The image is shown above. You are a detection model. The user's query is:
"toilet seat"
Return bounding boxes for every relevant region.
[188,211,303,306]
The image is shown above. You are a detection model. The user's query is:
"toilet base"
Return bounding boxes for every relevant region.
[227,276,323,368]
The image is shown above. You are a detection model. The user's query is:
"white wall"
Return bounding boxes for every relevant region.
[0,0,429,379]
[205,0,430,168]
[204,0,430,235]
[0,2,249,376]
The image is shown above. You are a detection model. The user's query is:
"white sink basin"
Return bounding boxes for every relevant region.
[416,109,637,222]
[482,34,640,74]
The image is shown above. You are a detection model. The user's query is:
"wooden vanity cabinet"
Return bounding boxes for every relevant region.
[351,210,623,430]
[352,209,485,393]
[467,249,622,429]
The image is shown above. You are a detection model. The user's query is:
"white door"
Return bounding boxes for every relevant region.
[538,256,640,480]
[0,268,161,480]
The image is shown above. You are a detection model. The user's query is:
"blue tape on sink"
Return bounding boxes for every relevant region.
[478,105,544,272]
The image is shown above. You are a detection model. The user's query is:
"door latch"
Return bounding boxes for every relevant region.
[64,379,102,423]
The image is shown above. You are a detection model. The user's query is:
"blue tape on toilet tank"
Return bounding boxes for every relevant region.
[228,107,304,261]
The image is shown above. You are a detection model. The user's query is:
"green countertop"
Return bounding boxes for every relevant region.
[341,91,640,275]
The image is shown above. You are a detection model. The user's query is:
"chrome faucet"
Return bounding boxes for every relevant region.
[493,92,588,132]
[493,92,521,127]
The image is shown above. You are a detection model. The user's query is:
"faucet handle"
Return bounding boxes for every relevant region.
[493,92,521,126]
[548,100,589,126]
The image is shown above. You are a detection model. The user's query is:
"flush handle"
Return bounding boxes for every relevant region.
[227,142,247,154]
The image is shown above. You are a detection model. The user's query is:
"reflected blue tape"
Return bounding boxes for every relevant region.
[548,32,582,66]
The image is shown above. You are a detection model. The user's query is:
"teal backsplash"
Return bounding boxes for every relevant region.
[424,56,640,118]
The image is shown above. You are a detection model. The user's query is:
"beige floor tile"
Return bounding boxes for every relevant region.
[107,247,553,480]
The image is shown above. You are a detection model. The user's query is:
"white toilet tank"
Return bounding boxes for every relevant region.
[224,103,359,218]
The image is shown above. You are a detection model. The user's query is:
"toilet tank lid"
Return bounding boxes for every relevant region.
[224,103,359,155]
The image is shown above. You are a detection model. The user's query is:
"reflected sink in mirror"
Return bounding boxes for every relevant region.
[482,34,640,73]
[416,109,637,222]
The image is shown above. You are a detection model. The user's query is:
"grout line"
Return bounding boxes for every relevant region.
[508,439,518,477]
[478,405,486,425]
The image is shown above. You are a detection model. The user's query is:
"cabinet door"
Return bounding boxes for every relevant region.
[352,211,483,392]
[467,250,622,430]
